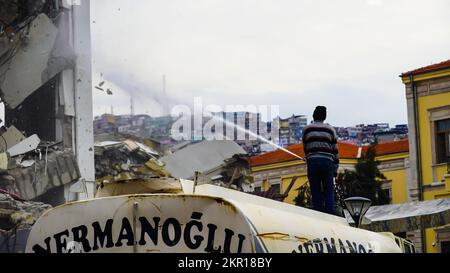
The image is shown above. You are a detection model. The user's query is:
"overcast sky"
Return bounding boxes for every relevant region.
[90,0,450,127]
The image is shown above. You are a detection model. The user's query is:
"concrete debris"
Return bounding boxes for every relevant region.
[0,123,81,202]
[194,154,254,192]
[0,191,51,232]
[18,159,35,168]
[0,13,59,109]
[95,139,171,183]
[0,153,7,170]
[0,190,50,251]
[0,125,26,153]
[7,134,40,157]
[7,148,80,200]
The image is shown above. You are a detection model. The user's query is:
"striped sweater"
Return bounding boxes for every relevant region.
[302,121,339,165]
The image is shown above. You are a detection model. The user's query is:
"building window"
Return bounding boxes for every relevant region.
[381,188,392,203]
[436,118,450,164]
[441,241,450,253]
[270,184,281,194]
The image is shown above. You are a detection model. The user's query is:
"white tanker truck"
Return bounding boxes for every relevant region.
[25,178,415,253]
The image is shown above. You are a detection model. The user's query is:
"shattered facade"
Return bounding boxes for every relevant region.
[0,0,94,252]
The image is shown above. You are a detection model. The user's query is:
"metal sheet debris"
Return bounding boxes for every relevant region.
[161,140,247,179]
[7,134,40,157]
[361,198,450,233]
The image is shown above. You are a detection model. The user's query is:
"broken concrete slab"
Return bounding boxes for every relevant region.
[0,125,26,153]
[95,139,167,180]
[7,149,81,200]
[0,13,58,109]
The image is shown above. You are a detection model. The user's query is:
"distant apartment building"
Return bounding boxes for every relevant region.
[93,114,176,144]
[212,111,262,141]
[273,115,308,148]
[337,123,408,145]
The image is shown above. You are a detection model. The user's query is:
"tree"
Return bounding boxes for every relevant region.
[335,143,391,207]
[293,182,312,209]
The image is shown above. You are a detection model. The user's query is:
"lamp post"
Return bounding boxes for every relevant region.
[344,197,372,228]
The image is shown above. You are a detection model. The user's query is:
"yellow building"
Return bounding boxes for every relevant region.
[401,59,450,253]
[249,139,410,207]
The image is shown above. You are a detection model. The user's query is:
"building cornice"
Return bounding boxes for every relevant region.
[401,68,450,84]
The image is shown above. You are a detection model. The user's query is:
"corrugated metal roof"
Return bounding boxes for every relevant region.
[161,140,246,179]
[362,198,450,233]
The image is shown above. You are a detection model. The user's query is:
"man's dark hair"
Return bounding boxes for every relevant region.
[313,106,327,121]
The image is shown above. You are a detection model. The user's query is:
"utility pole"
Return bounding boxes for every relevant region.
[162,74,169,116]
[130,94,135,116]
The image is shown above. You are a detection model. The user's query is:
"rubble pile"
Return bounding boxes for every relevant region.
[189,153,254,193]
[95,140,170,181]
[0,124,80,249]
[0,191,51,232]
[0,190,51,253]
[0,126,80,201]
[94,139,181,197]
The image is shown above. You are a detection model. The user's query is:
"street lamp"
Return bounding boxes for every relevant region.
[344,197,372,228]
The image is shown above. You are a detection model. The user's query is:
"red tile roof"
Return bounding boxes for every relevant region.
[249,139,409,167]
[401,59,450,77]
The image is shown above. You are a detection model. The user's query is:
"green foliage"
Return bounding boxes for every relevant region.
[335,144,391,207]
[293,183,312,208]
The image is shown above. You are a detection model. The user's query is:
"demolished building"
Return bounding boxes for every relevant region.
[0,0,95,200]
[0,0,94,252]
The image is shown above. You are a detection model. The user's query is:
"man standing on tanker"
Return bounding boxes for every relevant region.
[302,106,339,215]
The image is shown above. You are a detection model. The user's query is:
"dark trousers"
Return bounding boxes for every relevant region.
[307,157,335,215]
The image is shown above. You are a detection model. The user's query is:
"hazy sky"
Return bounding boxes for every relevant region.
[91,0,450,127]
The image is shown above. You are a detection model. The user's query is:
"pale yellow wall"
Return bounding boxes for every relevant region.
[425,228,437,253]
[417,92,450,186]
[281,174,308,205]
[423,189,450,252]
[436,165,448,184]
[416,92,450,253]
[382,169,407,204]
